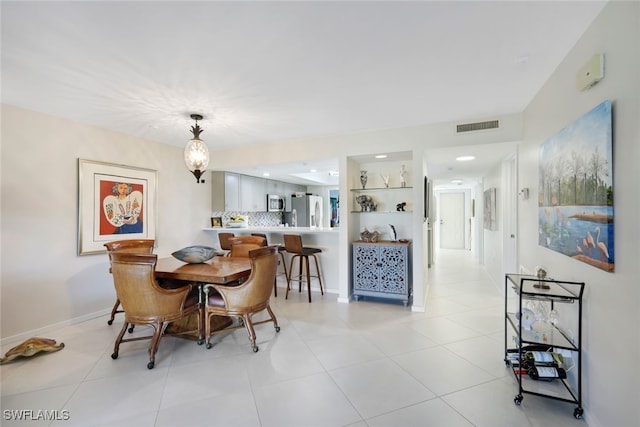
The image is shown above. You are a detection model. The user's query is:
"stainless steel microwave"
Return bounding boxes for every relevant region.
[267,194,286,212]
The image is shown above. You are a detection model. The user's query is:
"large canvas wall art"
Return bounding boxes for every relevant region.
[538,100,613,272]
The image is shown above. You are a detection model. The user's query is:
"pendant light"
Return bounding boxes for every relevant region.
[184,114,210,183]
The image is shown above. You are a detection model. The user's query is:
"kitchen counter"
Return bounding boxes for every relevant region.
[202,226,339,294]
[203,226,338,233]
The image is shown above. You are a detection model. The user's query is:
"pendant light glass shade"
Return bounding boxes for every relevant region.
[184,114,209,183]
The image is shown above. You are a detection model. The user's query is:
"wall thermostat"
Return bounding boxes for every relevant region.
[576,54,604,91]
[518,188,529,200]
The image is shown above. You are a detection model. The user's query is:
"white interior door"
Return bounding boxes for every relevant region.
[503,155,518,276]
[439,192,465,249]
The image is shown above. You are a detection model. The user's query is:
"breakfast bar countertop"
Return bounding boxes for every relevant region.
[203,226,339,234]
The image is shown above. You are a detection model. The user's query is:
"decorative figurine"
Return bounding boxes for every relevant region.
[356,194,374,211]
[396,202,406,211]
[388,224,397,241]
[360,228,380,243]
[400,164,408,187]
[381,174,390,188]
[0,337,64,364]
[360,170,368,189]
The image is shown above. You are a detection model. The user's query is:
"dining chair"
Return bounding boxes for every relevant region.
[252,232,289,297]
[109,252,201,369]
[104,239,155,328]
[284,234,324,303]
[203,246,280,352]
[227,235,266,258]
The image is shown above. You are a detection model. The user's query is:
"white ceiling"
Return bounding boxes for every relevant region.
[1,1,607,186]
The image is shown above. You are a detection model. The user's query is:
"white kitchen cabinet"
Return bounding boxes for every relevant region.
[240,175,266,212]
[211,171,240,211]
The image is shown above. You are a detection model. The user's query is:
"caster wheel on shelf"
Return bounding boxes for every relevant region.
[111,352,118,360]
[197,339,204,346]
[107,319,113,325]
[252,345,259,353]
[574,407,583,419]
[275,326,281,332]
[514,395,523,405]
[147,361,155,369]
[127,326,135,334]
[206,342,212,349]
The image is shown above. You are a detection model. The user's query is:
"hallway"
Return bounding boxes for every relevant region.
[0,249,587,426]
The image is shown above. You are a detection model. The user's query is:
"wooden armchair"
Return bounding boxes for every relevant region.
[104,239,155,327]
[109,252,200,369]
[227,236,266,258]
[203,246,280,352]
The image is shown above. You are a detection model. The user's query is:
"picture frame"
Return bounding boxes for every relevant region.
[483,188,497,230]
[78,159,157,255]
[211,217,222,228]
[423,176,430,222]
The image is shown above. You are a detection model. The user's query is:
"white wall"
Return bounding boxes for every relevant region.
[1,105,523,340]
[519,2,639,426]
[1,105,212,340]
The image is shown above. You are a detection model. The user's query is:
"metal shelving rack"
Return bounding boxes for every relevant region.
[504,274,585,419]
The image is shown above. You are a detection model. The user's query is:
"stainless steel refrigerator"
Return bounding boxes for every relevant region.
[290,195,323,227]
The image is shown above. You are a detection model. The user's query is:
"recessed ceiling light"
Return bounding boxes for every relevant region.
[451,179,463,184]
[456,155,475,162]
[263,172,270,177]
[375,155,388,159]
[310,169,317,173]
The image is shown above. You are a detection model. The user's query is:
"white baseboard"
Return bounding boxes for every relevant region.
[0,309,110,347]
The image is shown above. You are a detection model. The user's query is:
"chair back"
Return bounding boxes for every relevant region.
[218,233,235,250]
[105,239,154,254]
[283,234,304,254]
[228,236,266,258]
[105,239,155,272]
[229,236,266,246]
[232,246,278,308]
[110,252,190,319]
[251,233,268,242]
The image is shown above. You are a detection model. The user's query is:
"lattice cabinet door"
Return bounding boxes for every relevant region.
[353,244,380,292]
[379,245,408,295]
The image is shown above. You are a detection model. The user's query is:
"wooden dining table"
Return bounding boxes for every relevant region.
[154,255,252,341]
[155,255,251,285]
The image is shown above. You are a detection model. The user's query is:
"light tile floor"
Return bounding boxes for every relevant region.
[1,249,588,426]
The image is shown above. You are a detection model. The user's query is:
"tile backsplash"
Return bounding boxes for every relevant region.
[211,211,283,227]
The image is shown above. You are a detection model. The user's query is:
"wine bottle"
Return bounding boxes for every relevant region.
[524,351,564,365]
[526,364,567,380]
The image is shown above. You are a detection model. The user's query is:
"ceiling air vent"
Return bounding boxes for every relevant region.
[456,120,499,133]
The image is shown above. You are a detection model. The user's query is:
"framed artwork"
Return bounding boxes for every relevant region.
[483,188,497,230]
[538,100,613,272]
[423,176,430,222]
[211,217,222,228]
[78,159,157,255]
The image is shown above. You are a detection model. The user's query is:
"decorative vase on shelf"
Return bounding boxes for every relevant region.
[360,171,368,189]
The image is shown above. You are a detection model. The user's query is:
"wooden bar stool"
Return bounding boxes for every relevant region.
[218,232,235,256]
[283,234,324,303]
[252,233,289,297]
